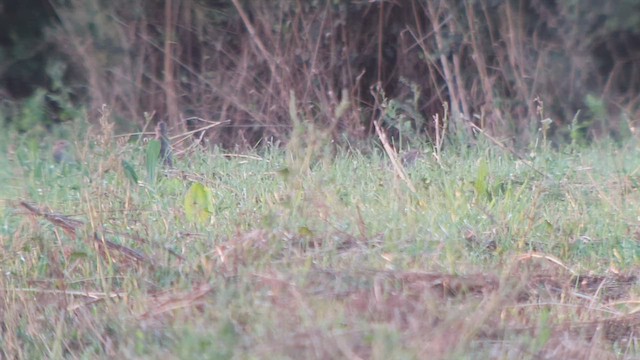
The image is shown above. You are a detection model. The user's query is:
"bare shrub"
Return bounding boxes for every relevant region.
[48,0,640,148]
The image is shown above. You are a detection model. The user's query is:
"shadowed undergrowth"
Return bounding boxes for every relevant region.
[2,127,640,358]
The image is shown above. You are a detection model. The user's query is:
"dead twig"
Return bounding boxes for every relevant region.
[373,120,417,194]
[93,232,151,265]
[468,122,549,179]
[21,201,84,239]
[19,201,183,263]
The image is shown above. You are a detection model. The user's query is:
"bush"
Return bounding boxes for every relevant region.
[4,0,640,148]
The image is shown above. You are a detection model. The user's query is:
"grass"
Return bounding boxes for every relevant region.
[2,125,640,359]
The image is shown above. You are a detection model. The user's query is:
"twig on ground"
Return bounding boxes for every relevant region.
[373,120,417,194]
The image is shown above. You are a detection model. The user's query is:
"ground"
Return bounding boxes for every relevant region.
[1,125,640,359]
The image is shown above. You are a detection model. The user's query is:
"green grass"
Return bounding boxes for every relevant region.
[2,128,640,359]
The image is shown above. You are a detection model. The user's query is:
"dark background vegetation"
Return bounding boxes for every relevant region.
[1,0,639,149]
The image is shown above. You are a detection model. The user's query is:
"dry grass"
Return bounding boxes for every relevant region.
[4,2,640,357]
[43,0,640,149]
[2,116,640,358]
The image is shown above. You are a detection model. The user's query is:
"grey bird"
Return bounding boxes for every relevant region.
[155,121,173,167]
[52,140,76,164]
[401,149,424,168]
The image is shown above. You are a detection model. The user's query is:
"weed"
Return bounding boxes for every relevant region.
[2,124,640,358]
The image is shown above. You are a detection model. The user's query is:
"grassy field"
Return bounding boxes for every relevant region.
[2,124,640,359]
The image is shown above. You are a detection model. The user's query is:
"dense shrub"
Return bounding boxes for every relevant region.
[2,0,640,148]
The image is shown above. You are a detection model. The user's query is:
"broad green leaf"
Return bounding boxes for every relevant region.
[146,139,161,183]
[298,226,313,237]
[184,182,215,225]
[69,251,89,262]
[276,166,290,180]
[475,158,489,199]
[121,160,138,185]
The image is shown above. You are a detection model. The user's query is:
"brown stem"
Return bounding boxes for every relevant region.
[164,0,179,126]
